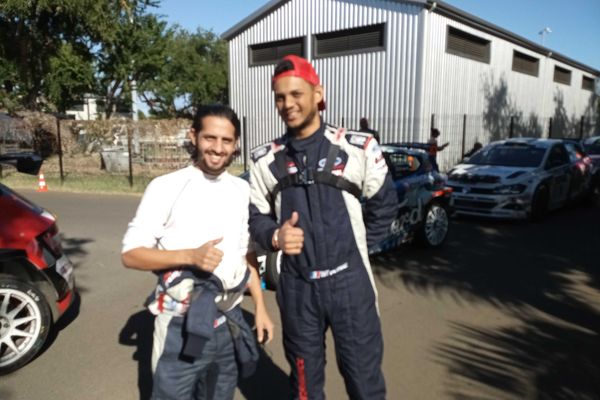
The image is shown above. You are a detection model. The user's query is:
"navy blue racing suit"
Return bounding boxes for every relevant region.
[249,121,398,400]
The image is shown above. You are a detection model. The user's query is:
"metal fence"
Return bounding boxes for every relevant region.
[1,112,598,183]
[236,112,599,172]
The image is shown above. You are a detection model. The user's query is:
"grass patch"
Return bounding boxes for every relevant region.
[0,171,154,194]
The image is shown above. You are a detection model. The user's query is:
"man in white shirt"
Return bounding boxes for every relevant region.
[122,105,273,400]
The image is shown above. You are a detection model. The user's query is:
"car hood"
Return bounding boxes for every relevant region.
[448,164,536,185]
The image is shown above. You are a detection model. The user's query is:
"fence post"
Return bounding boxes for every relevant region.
[430,114,435,131]
[509,115,514,138]
[461,114,467,158]
[55,114,65,185]
[548,118,553,138]
[579,116,585,139]
[242,116,248,172]
[127,125,133,188]
[341,117,345,128]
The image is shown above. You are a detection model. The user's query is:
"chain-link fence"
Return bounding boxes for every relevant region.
[426,112,597,171]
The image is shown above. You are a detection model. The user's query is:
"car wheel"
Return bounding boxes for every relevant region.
[415,202,449,247]
[264,251,281,290]
[530,185,549,221]
[0,278,52,375]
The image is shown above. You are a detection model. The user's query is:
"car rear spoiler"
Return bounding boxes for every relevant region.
[0,152,43,175]
[383,142,431,151]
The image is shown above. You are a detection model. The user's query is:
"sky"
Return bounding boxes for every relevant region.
[154,0,600,70]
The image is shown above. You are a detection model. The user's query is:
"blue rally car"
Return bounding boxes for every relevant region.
[248,143,453,289]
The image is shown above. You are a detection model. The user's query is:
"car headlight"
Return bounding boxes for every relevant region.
[493,184,527,194]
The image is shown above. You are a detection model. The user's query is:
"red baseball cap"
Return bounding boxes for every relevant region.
[272,55,326,111]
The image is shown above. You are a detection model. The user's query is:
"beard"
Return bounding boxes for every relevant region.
[195,151,236,176]
[285,106,319,136]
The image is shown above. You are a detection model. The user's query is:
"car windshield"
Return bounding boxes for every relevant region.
[384,151,422,179]
[467,144,545,167]
[584,139,600,155]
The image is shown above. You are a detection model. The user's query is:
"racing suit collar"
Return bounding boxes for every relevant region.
[286,117,325,152]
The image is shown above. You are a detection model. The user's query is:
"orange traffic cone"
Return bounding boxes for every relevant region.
[37,172,48,192]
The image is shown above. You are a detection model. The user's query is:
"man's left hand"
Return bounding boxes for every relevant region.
[255,307,274,344]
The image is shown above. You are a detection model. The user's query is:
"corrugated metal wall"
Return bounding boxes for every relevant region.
[421,11,598,170]
[228,0,598,171]
[228,0,426,162]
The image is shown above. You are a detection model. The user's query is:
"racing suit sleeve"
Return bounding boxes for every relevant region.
[362,141,399,248]
[248,160,279,252]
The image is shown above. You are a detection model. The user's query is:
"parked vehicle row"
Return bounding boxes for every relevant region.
[254,136,599,289]
[582,136,600,203]
[0,153,76,375]
[447,138,594,220]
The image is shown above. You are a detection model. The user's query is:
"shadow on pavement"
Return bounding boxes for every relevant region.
[238,308,290,400]
[371,205,600,398]
[119,310,154,400]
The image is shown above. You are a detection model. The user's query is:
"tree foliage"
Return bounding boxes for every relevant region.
[96,10,169,118]
[0,0,110,109]
[45,42,95,112]
[139,28,228,118]
[0,0,227,119]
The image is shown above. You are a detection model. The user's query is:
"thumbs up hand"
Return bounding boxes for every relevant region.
[192,238,224,272]
[275,211,304,255]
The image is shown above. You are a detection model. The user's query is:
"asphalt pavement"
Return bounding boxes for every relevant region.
[1,189,599,399]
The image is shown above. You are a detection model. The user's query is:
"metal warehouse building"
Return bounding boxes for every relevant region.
[223,0,599,170]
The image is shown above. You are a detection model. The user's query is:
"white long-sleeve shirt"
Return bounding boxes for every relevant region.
[122,166,250,314]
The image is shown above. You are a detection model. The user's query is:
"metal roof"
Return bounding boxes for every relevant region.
[221,0,599,76]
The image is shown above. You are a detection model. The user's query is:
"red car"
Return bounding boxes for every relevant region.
[0,153,75,374]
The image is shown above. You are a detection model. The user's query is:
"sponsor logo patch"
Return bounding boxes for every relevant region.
[349,135,367,146]
[317,156,343,170]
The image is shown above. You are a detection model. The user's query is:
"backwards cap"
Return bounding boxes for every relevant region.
[272,55,326,111]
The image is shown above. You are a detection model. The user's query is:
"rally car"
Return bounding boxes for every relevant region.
[582,136,600,203]
[447,138,588,220]
[249,143,453,289]
[0,153,75,374]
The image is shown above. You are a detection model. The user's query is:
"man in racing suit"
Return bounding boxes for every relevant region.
[249,55,398,400]
[122,105,273,400]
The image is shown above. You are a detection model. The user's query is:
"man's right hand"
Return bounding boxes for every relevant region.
[191,238,224,272]
[277,211,304,255]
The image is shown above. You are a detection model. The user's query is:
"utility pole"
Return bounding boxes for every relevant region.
[122,0,139,153]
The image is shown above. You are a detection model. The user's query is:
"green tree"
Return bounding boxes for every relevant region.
[0,0,109,109]
[45,42,95,112]
[96,1,167,119]
[0,0,160,114]
[140,28,228,118]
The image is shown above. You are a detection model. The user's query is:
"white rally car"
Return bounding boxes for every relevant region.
[447,138,586,220]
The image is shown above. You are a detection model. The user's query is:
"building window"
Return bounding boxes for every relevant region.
[553,66,571,85]
[313,23,385,58]
[446,26,490,64]
[582,75,594,91]
[249,37,304,66]
[512,50,539,77]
